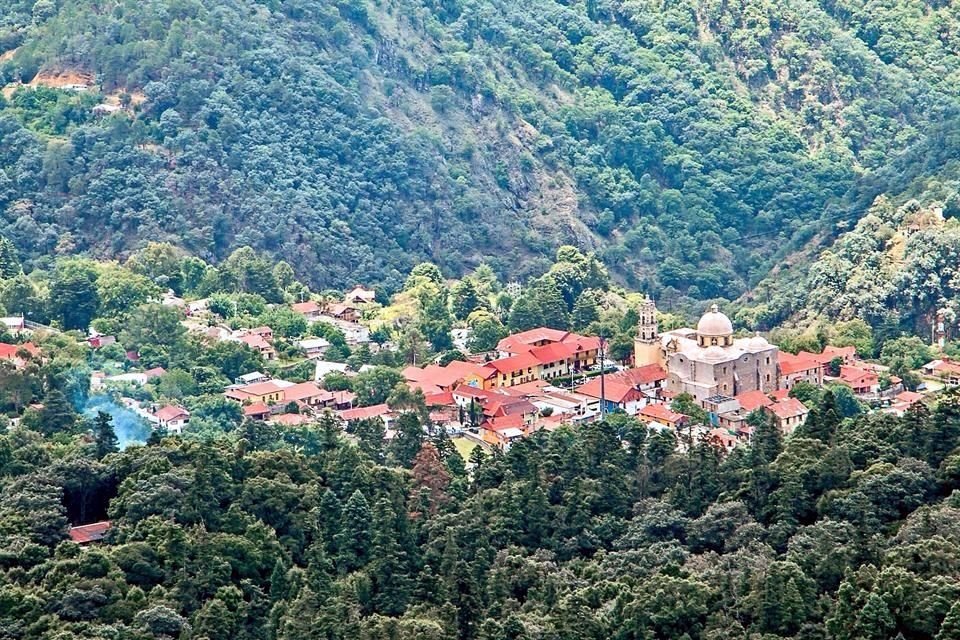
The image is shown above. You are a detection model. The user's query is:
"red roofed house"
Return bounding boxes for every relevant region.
[778,352,823,389]
[708,428,739,453]
[69,521,111,544]
[922,358,960,386]
[338,403,394,428]
[225,381,286,405]
[638,403,688,429]
[154,405,190,435]
[736,389,774,413]
[576,377,646,415]
[481,414,535,449]
[238,333,276,360]
[0,342,40,369]
[282,382,333,407]
[610,364,668,393]
[838,365,880,396]
[486,352,541,388]
[403,360,490,393]
[496,328,601,371]
[291,300,323,322]
[821,345,857,365]
[324,302,360,323]
[243,402,272,421]
[765,397,808,435]
[345,286,377,305]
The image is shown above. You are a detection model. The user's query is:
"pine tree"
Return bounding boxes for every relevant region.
[410,442,452,517]
[37,389,77,436]
[751,412,782,466]
[335,490,371,574]
[937,600,960,640]
[369,497,411,615]
[0,236,20,279]
[93,411,119,458]
[855,593,896,640]
[317,488,342,557]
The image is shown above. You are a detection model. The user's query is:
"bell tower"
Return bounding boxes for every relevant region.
[634,296,660,367]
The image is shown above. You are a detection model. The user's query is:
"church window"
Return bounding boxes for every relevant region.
[765,374,770,382]
[711,337,718,346]
[766,357,770,365]
[723,367,727,374]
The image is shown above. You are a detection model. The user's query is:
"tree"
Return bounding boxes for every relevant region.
[451,279,481,321]
[93,411,119,458]
[532,276,569,329]
[126,242,183,292]
[354,367,405,406]
[35,389,76,436]
[466,311,506,352]
[119,303,186,365]
[507,295,541,333]
[48,260,100,330]
[0,274,45,320]
[96,263,160,318]
[0,236,20,278]
[410,442,451,516]
[199,340,265,381]
[389,412,425,467]
[880,336,933,377]
[832,319,874,358]
[419,294,453,352]
[571,290,600,330]
[335,490,372,574]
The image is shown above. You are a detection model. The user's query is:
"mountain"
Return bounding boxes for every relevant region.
[1,0,959,297]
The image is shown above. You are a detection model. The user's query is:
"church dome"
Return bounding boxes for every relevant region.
[747,333,769,349]
[703,345,726,359]
[697,304,733,337]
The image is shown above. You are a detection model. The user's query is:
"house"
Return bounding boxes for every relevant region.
[0,317,26,333]
[313,317,370,344]
[638,403,688,430]
[243,402,272,421]
[480,414,534,449]
[87,333,117,349]
[708,428,739,453]
[299,337,332,359]
[154,406,190,435]
[0,342,40,368]
[821,345,857,366]
[610,364,668,393]
[338,403,394,428]
[225,380,289,405]
[237,371,270,385]
[345,286,376,305]
[282,382,333,407]
[324,303,360,323]
[315,360,351,381]
[68,521,111,545]
[238,333,276,360]
[838,365,880,396]
[575,378,646,415]
[765,397,808,435]
[404,360,494,393]
[886,390,925,416]
[922,358,960,385]
[248,326,274,341]
[329,390,357,410]
[735,390,774,414]
[291,300,323,322]
[486,352,542,388]
[495,328,601,370]
[269,413,315,427]
[778,352,823,389]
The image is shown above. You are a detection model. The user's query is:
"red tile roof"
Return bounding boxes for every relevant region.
[269,413,314,426]
[736,390,774,412]
[243,402,271,417]
[155,406,189,422]
[768,397,808,419]
[895,391,924,405]
[291,301,321,314]
[0,342,39,360]
[496,327,571,353]
[612,364,667,387]
[282,382,330,403]
[639,403,686,425]
[529,341,578,365]
[769,389,790,401]
[779,352,822,376]
[576,378,641,404]
[68,521,111,544]
[143,367,167,379]
[424,390,455,407]
[840,365,878,386]
[485,414,526,431]
[486,352,540,375]
[338,404,390,421]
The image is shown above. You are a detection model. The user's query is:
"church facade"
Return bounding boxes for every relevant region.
[635,299,779,403]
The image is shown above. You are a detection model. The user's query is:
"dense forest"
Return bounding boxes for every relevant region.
[2,0,960,301]
[2,376,960,639]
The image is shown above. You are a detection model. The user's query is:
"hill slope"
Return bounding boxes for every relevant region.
[1,0,958,295]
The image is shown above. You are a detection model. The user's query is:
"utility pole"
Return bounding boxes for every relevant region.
[599,334,607,420]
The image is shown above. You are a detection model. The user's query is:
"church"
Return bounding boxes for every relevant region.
[634,298,779,402]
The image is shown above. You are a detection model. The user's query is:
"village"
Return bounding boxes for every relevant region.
[1,282,948,460]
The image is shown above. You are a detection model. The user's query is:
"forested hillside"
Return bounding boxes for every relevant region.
[2,0,960,297]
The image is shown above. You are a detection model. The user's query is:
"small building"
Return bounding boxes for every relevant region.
[638,403,688,430]
[0,342,40,369]
[324,303,361,323]
[68,521,111,545]
[345,286,377,305]
[922,358,960,386]
[154,406,190,435]
[237,371,270,385]
[243,402,272,421]
[838,365,880,396]
[765,397,808,435]
[238,333,276,361]
[575,378,646,416]
[291,300,324,322]
[778,352,823,389]
[298,337,331,359]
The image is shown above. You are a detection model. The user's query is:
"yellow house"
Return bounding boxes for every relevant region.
[225,381,285,405]
[487,353,541,388]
